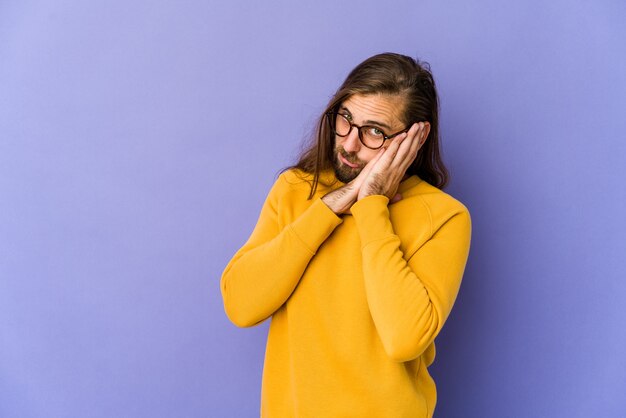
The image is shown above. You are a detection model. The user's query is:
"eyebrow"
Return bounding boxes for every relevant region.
[339,106,392,131]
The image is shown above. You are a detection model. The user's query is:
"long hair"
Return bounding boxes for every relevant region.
[288,52,448,199]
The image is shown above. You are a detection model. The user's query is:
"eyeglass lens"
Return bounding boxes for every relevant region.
[333,114,385,149]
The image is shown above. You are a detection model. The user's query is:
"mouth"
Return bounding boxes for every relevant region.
[339,153,361,169]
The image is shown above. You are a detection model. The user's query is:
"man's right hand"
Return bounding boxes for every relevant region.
[321,149,385,215]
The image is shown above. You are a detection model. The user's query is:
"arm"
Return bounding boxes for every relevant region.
[220,174,343,327]
[351,195,471,362]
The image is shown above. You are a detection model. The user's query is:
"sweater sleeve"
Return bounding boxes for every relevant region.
[220,174,343,327]
[350,194,471,362]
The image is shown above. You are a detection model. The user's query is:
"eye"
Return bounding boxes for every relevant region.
[341,113,352,121]
[367,127,384,137]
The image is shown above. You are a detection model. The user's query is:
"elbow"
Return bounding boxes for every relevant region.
[221,276,262,328]
[381,311,440,363]
[383,337,431,363]
[222,291,264,328]
[223,299,266,328]
[384,346,415,363]
[225,308,260,328]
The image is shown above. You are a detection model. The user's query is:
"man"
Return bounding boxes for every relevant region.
[221,52,471,418]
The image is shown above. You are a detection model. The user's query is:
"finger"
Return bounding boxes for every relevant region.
[377,132,407,168]
[409,122,426,150]
[390,123,420,170]
[390,193,403,204]
[408,123,425,153]
[352,147,385,186]
[403,123,426,165]
[402,123,420,149]
[365,147,386,170]
[421,122,431,146]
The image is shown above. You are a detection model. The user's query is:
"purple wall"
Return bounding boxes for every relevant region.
[1,1,625,417]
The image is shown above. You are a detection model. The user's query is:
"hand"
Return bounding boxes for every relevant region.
[321,148,386,215]
[358,122,429,202]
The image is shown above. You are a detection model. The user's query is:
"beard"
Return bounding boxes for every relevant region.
[332,145,366,183]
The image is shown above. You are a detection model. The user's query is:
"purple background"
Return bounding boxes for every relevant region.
[1,1,625,417]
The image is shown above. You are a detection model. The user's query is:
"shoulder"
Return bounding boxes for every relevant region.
[265,169,316,202]
[416,180,469,215]
[403,178,471,230]
[275,168,315,191]
[279,168,313,185]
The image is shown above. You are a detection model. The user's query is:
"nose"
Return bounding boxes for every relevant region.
[341,127,361,153]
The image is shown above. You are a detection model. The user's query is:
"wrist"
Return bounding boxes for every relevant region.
[322,185,356,215]
[358,186,382,200]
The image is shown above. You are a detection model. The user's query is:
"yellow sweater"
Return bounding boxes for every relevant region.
[221,169,471,418]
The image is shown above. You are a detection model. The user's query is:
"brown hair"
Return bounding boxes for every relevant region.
[287,52,448,199]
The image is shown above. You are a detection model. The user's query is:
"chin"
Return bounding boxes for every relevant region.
[333,164,360,183]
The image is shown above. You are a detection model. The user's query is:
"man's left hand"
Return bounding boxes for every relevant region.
[358,122,430,202]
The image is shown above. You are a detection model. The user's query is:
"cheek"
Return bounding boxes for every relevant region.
[357,148,380,164]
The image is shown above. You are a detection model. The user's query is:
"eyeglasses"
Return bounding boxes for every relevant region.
[326,112,409,150]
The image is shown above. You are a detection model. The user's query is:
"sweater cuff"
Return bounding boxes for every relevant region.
[288,197,343,254]
[351,195,395,246]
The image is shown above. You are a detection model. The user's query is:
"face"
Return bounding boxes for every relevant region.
[331,93,407,183]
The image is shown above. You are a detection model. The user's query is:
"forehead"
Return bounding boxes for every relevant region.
[341,94,406,129]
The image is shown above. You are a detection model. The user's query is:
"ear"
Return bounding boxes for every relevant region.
[420,122,431,147]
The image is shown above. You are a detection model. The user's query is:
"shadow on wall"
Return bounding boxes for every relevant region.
[427,94,504,415]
